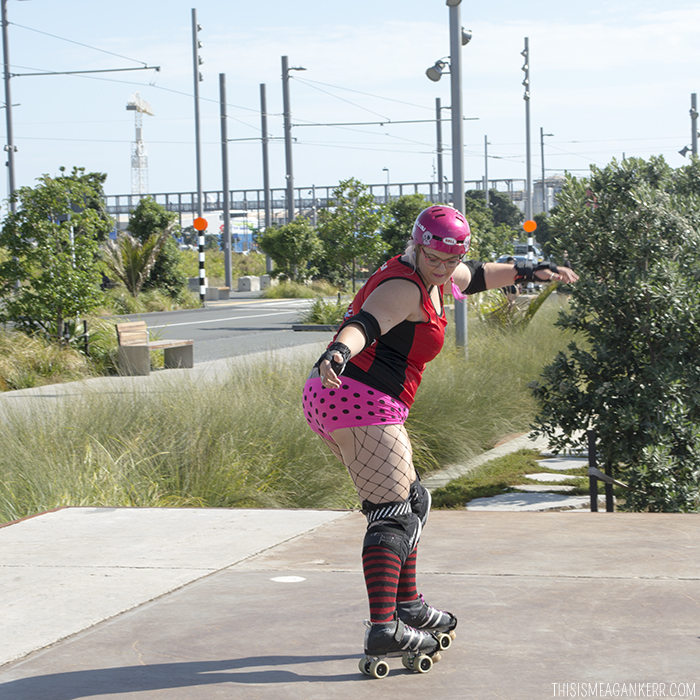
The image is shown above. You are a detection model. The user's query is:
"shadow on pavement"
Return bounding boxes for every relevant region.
[0,654,363,699]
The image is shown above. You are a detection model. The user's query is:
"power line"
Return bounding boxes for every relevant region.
[10,22,149,66]
[295,76,434,112]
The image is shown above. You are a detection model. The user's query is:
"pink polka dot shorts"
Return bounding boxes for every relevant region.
[302,375,409,440]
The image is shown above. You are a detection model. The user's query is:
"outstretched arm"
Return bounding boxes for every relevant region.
[483,261,579,290]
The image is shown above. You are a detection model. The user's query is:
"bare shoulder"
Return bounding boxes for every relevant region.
[450,261,472,290]
[361,278,423,330]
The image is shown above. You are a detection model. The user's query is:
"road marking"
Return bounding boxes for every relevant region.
[147,310,300,329]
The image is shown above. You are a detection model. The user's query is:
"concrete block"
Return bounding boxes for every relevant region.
[117,346,150,376]
[260,275,276,289]
[238,276,260,292]
[204,287,219,301]
[218,287,230,300]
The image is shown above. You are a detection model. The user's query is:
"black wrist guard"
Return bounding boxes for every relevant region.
[315,341,352,376]
[514,260,559,283]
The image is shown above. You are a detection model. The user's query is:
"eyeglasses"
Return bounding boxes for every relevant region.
[421,249,462,268]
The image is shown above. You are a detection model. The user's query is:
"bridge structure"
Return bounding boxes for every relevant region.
[105,179,525,229]
[105,178,527,242]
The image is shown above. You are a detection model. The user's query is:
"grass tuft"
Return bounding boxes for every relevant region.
[0,295,577,523]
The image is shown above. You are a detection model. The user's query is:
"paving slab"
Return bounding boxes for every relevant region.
[537,456,589,471]
[525,472,583,483]
[466,492,591,511]
[511,484,576,492]
[1,510,699,700]
[0,507,349,666]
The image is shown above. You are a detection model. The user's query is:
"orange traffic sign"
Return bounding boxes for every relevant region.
[523,219,537,233]
[193,217,208,231]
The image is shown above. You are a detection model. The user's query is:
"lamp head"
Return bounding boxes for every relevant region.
[461,28,472,45]
[426,59,447,82]
[679,146,691,158]
[446,0,462,6]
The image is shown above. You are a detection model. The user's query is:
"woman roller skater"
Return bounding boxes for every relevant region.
[302,205,579,677]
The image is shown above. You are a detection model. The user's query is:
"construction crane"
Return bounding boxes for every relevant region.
[126,92,154,195]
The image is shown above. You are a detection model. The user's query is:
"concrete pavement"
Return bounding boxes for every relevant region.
[1,507,698,699]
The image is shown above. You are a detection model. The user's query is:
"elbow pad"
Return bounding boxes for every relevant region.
[337,309,382,350]
[461,260,487,294]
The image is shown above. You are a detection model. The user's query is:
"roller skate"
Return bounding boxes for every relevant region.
[358,615,442,679]
[396,594,458,650]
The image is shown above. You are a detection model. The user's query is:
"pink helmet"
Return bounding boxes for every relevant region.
[411,205,470,255]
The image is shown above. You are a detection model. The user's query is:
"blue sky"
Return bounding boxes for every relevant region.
[3,0,700,198]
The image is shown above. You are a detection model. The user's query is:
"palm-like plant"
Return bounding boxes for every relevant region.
[102,225,173,297]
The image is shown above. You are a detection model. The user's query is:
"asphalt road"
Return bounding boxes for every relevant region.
[117,295,335,364]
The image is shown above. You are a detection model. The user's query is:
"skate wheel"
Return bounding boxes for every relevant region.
[358,657,371,676]
[402,655,413,670]
[431,651,442,664]
[414,654,433,674]
[449,630,457,641]
[437,632,452,650]
[369,659,390,679]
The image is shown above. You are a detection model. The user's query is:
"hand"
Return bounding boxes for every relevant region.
[320,354,343,388]
[535,265,579,284]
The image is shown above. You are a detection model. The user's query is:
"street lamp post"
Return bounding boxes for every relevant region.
[382,167,390,203]
[281,55,305,224]
[426,0,471,352]
[448,1,467,350]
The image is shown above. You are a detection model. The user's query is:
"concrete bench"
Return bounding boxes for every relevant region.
[115,321,194,376]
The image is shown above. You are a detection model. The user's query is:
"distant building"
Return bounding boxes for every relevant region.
[534,175,566,214]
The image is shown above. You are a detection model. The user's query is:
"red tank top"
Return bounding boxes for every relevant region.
[336,255,447,408]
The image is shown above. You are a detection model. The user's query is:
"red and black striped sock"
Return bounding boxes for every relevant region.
[362,545,402,623]
[397,548,419,603]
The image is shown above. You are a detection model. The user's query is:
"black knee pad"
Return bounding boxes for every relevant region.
[361,500,422,565]
[409,479,431,528]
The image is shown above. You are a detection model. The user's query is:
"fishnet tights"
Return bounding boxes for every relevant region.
[323,424,417,504]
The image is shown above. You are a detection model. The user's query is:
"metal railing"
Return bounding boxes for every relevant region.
[104,178,527,228]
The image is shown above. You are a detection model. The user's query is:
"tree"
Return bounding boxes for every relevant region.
[56,166,112,241]
[531,156,700,512]
[381,193,431,260]
[317,178,386,290]
[0,172,112,341]
[255,218,321,282]
[463,192,516,261]
[466,189,523,229]
[126,197,186,298]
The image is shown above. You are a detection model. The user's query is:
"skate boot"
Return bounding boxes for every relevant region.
[358,616,442,678]
[396,594,458,650]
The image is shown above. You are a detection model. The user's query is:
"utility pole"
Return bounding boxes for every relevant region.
[522,37,532,221]
[191,8,204,219]
[1,0,15,213]
[260,82,272,273]
[483,135,489,206]
[219,73,232,290]
[282,56,305,224]
[436,97,444,204]
[691,93,698,158]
